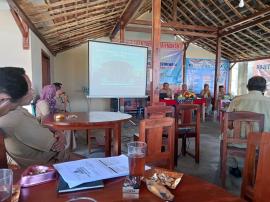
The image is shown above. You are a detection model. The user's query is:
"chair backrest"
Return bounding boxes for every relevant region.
[175,104,200,128]
[222,111,264,145]
[0,129,8,168]
[144,105,174,118]
[241,132,270,202]
[139,117,175,170]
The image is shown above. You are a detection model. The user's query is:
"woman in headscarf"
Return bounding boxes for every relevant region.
[36,84,76,150]
[36,84,57,120]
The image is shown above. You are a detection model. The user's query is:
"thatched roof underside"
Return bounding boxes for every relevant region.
[8,0,270,62]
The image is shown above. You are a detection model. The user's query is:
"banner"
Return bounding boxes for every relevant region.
[252,59,270,96]
[125,40,183,87]
[185,58,230,94]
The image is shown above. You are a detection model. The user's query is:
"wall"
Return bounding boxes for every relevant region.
[186,44,216,59]
[54,37,110,111]
[0,5,55,95]
[30,31,55,94]
[0,10,31,77]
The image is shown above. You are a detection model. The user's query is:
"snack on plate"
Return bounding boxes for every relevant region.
[54,113,65,121]
[21,165,57,187]
[150,168,183,189]
[145,179,174,201]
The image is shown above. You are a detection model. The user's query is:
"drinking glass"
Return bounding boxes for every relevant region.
[0,169,13,202]
[66,197,97,202]
[127,141,147,188]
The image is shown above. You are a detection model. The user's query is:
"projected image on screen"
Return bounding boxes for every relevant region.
[88,41,148,98]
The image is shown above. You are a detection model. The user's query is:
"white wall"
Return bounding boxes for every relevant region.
[0,10,31,77]
[30,31,55,94]
[0,5,55,95]
[54,38,110,111]
[187,44,216,59]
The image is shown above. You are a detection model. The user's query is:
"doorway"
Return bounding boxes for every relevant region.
[41,50,50,87]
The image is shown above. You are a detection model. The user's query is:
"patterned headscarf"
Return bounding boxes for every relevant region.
[39,84,56,113]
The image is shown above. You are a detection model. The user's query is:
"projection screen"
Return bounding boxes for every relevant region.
[88,40,148,98]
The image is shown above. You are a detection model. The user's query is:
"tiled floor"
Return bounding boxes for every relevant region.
[74,116,242,196]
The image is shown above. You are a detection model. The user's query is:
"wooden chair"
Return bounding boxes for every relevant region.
[0,129,8,168]
[138,117,175,170]
[144,105,175,118]
[220,111,264,187]
[241,132,270,202]
[175,104,200,164]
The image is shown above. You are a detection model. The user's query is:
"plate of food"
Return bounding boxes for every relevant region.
[20,165,57,187]
[145,168,183,189]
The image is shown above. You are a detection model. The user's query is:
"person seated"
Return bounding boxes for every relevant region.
[218,85,225,100]
[227,76,270,132]
[36,84,57,120]
[53,82,69,112]
[179,84,188,96]
[0,67,26,116]
[0,67,70,168]
[200,84,212,115]
[160,82,172,98]
[176,84,196,99]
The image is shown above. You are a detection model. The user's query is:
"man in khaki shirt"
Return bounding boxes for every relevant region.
[0,67,68,168]
[227,76,270,132]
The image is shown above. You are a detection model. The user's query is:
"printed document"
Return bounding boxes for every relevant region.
[54,155,130,188]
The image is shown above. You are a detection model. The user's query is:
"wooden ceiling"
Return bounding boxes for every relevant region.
[7,0,270,62]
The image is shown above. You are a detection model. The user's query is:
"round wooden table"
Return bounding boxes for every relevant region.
[42,111,132,156]
[17,173,243,202]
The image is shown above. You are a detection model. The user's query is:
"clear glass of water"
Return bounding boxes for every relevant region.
[0,169,13,202]
[66,197,97,202]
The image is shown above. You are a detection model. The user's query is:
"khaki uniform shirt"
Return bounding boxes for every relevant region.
[0,107,66,168]
[227,90,270,132]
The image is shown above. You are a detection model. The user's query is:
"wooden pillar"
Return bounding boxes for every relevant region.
[120,22,125,42]
[151,0,161,104]
[213,35,221,110]
[173,0,177,22]
[119,22,125,111]
[182,42,189,84]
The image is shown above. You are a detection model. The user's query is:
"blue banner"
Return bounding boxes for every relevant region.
[160,49,182,85]
[185,58,230,94]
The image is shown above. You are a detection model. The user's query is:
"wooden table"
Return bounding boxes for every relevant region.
[17,173,243,202]
[160,99,206,122]
[42,111,131,156]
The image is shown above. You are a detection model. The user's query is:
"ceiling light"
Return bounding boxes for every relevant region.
[239,0,244,7]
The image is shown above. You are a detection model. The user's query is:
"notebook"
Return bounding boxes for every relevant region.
[57,176,104,193]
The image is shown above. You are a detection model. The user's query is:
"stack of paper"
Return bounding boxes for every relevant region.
[54,155,130,188]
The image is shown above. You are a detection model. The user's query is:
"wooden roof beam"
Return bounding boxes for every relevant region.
[129,20,217,32]
[221,7,270,30]
[7,0,56,55]
[221,14,270,37]
[110,0,145,39]
[7,0,55,55]
[10,8,29,49]
[232,55,270,63]
[126,26,217,38]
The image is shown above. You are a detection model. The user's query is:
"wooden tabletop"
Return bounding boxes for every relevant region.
[42,111,132,129]
[18,173,243,202]
[42,111,132,156]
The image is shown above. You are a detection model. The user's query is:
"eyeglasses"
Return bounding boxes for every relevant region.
[0,98,11,105]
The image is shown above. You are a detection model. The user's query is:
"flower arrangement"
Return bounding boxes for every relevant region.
[177,91,196,101]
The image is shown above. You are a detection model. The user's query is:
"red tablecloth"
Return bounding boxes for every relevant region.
[160,98,206,106]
